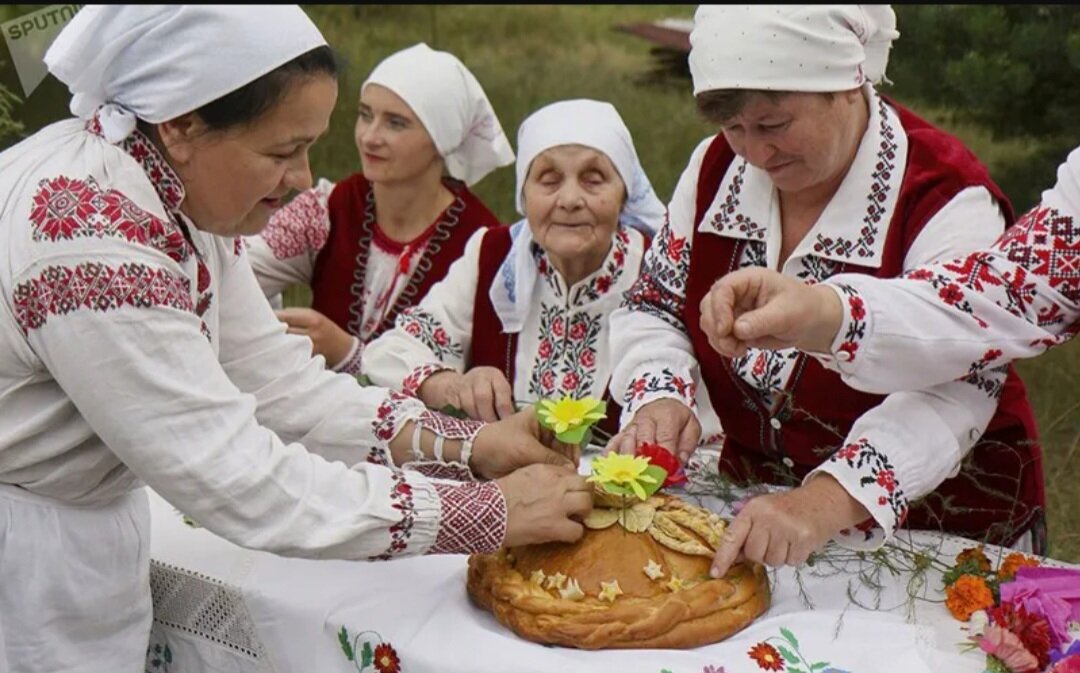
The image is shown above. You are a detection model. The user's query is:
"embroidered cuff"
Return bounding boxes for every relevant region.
[620,365,698,426]
[332,336,364,376]
[366,469,442,561]
[807,437,909,552]
[368,391,426,467]
[817,283,870,376]
[402,363,454,398]
[404,462,477,483]
[429,481,507,554]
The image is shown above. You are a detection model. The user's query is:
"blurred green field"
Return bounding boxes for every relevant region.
[301,5,1078,562]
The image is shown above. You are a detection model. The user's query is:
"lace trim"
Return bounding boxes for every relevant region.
[149,560,266,660]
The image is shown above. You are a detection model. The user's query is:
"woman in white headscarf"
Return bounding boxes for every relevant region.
[246,43,515,376]
[363,99,665,435]
[0,8,589,671]
[607,5,1045,575]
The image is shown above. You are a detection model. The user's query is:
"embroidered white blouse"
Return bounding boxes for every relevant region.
[362,225,648,410]
[820,145,1080,392]
[608,87,1011,548]
[0,117,504,561]
[244,180,440,375]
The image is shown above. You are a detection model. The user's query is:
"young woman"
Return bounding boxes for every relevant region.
[246,43,513,375]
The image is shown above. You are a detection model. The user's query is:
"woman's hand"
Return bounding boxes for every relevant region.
[469,407,579,480]
[607,399,701,465]
[699,267,844,358]
[418,367,515,422]
[275,307,355,367]
[709,473,872,578]
[496,464,592,547]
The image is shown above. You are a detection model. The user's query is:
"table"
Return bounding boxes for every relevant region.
[145,453,1077,673]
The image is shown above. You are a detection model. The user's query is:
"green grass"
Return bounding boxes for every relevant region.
[298,5,1078,563]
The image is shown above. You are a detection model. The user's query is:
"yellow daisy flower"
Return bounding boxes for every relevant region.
[586,453,658,500]
[536,396,607,441]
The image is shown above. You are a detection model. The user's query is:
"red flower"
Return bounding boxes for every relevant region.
[838,341,859,360]
[596,275,612,293]
[748,642,785,671]
[551,317,564,337]
[538,340,552,358]
[635,442,687,487]
[570,321,587,341]
[848,295,866,321]
[373,643,401,673]
[939,283,965,305]
[982,348,1003,363]
[752,352,767,377]
[988,602,1053,670]
[836,442,861,461]
[876,469,896,493]
[404,321,421,336]
[907,268,935,281]
[541,370,556,392]
[433,328,449,346]
[580,349,595,367]
[561,372,580,392]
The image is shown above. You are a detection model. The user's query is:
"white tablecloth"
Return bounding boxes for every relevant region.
[145,455,1077,673]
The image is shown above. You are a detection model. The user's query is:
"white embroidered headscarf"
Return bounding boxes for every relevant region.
[363,43,515,187]
[489,99,666,333]
[44,5,328,144]
[688,5,900,94]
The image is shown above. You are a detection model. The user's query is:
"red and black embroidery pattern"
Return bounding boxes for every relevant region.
[828,437,909,534]
[625,217,690,329]
[710,161,767,240]
[397,306,463,361]
[401,363,449,398]
[622,366,697,414]
[959,351,1007,400]
[369,391,415,453]
[430,481,506,554]
[813,95,897,261]
[260,187,330,260]
[569,228,630,305]
[527,304,604,398]
[832,283,869,363]
[369,472,417,561]
[13,262,194,334]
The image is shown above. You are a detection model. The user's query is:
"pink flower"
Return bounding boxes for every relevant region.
[1001,566,1080,650]
[976,624,1040,673]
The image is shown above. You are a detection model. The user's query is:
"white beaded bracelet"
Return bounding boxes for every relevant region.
[410,423,424,462]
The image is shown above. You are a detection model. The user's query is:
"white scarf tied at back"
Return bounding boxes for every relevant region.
[688,4,900,94]
[489,99,667,334]
[363,43,515,187]
[44,5,327,144]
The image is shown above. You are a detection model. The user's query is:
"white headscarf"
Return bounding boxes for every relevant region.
[44,5,327,144]
[363,43,515,187]
[489,99,666,333]
[688,5,900,94]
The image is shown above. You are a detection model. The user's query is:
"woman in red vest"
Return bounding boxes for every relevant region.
[246,43,513,375]
[362,99,666,433]
[607,5,1045,577]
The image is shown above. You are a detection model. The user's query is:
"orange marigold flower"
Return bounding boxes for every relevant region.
[955,546,992,574]
[946,574,996,622]
[373,643,400,673]
[997,552,1040,581]
[748,642,785,671]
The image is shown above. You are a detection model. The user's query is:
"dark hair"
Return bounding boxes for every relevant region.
[194,45,339,131]
[695,89,834,126]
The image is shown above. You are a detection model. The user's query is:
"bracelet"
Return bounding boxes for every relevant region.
[433,435,446,462]
[410,423,424,462]
[459,438,474,468]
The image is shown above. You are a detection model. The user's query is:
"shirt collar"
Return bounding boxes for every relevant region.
[532,226,633,305]
[86,112,186,214]
[698,85,909,269]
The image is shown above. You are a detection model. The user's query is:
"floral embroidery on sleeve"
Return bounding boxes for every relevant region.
[259,187,331,260]
[624,215,691,330]
[831,283,869,363]
[396,306,463,361]
[824,437,908,538]
[401,363,452,398]
[368,391,423,464]
[958,353,1007,400]
[367,471,417,561]
[429,481,506,554]
[622,367,698,416]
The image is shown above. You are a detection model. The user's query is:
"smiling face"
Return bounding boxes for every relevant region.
[522,144,627,279]
[161,75,338,237]
[717,89,866,197]
[354,83,444,185]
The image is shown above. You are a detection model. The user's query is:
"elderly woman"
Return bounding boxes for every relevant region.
[362,99,670,434]
[0,8,590,671]
[246,43,513,375]
[608,4,1045,578]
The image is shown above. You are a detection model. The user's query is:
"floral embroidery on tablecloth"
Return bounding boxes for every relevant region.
[145,640,173,672]
[13,262,194,335]
[338,626,402,673]
[397,306,463,361]
[748,627,852,673]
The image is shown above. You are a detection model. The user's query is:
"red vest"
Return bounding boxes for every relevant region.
[470,227,652,437]
[309,173,500,342]
[683,101,1045,549]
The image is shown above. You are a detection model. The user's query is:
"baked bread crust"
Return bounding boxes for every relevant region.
[467,494,771,649]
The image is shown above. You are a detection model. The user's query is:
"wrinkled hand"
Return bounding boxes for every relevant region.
[275,307,355,366]
[470,406,579,480]
[419,367,515,422]
[607,399,701,465]
[710,474,871,578]
[497,464,593,547]
[699,267,844,359]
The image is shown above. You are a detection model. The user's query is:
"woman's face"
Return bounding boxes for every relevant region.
[523,144,626,271]
[354,83,443,185]
[163,75,338,237]
[719,89,866,196]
